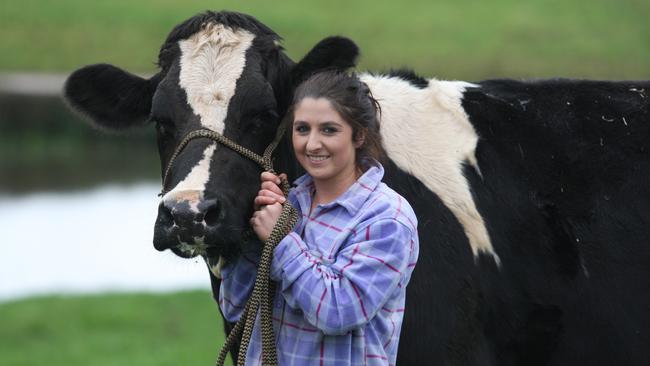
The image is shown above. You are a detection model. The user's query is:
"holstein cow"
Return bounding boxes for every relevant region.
[64,11,650,366]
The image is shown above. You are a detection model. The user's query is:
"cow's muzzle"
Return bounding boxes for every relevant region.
[153,190,222,256]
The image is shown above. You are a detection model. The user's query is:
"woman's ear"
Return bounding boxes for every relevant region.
[354,129,367,148]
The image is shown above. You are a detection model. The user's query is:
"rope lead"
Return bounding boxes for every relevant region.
[158,122,295,366]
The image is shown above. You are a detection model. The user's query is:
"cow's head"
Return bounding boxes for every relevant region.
[64,11,358,270]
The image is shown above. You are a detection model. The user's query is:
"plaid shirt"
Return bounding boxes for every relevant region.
[219,163,419,366]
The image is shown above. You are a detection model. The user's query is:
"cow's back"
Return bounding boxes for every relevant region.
[370,74,650,365]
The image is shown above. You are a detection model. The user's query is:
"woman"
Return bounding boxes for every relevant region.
[220,71,419,365]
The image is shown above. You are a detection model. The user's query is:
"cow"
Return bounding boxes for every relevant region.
[63,10,650,366]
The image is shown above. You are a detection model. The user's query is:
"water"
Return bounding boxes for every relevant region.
[0,84,211,302]
[0,182,211,302]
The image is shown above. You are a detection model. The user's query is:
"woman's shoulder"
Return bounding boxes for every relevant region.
[359,181,418,234]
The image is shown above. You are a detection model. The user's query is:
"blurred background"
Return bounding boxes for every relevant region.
[1,0,648,364]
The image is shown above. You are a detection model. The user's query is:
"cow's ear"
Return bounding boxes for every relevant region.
[63,64,160,131]
[291,36,359,84]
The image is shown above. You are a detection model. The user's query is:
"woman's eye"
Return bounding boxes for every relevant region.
[322,127,338,134]
[295,125,309,133]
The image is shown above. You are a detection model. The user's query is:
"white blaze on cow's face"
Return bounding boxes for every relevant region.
[361,73,501,265]
[179,23,255,133]
[162,24,255,208]
[162,144,216,211]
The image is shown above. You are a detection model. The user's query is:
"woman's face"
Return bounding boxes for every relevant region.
[292,97,361,185]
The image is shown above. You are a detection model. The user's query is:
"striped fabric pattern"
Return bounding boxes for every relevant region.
[219,164,419,365]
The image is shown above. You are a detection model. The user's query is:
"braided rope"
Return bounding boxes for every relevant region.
[158,123,295,366]
[159,130,267,197]
[214,184,296,366]
[214,177,295,366]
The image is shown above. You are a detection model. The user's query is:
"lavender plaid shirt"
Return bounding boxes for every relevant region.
[219,163,419,366]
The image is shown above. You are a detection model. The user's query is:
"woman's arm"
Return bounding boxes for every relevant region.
[270,218,414,335]
[218,252,260,322]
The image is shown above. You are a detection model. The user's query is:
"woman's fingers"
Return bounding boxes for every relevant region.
[261,181,284,197]
[255,195,277,205]
[254,195,277,210]
[255,172,287,212]
[260,171,281,184]
[259,189,285,203]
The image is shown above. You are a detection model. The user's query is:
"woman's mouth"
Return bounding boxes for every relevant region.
[307,154,330,163]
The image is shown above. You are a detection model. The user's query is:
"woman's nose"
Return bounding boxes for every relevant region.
[306,132,322,150]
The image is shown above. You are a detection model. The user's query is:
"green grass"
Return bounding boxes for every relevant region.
[1,0,650,79]
[0,291,232,366]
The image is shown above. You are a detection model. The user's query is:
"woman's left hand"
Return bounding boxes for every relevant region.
[251,202,283,242]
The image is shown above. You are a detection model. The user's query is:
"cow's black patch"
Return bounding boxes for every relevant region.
[63,64,161,129]
[461,77,650,365]
[290,36,359,84]
[386,68,429,89]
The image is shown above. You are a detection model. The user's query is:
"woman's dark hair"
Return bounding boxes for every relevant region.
[287,71,385,169]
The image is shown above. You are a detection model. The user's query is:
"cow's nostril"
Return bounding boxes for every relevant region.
[158,202,173,225]
[153,202,176,251]
[204,201,220,226]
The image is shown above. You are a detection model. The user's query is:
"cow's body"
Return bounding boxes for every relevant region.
[366,74,650,365]
[64,11,650,365]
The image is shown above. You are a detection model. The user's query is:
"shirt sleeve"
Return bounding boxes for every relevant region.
[218,252,260,323]
[270,218,414,335]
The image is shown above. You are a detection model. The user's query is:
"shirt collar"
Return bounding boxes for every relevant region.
[291,162,384,216]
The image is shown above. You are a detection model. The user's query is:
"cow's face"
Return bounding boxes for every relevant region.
[150,23,287,262]
[63,12,358,270]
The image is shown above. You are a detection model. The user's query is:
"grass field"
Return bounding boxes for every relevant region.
[2,0,649,79]
[0,291,232,366]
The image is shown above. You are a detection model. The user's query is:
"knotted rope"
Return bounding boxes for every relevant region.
[159,123,297,366]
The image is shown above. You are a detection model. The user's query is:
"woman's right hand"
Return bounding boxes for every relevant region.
[253,172,286,210]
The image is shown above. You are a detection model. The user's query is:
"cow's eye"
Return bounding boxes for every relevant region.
[154,118,175,137]
[263,110,279,121]
[254,110,279,124]
[247,110,279,132]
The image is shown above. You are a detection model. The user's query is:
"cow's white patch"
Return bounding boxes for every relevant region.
[177,239,207,257]
[361,73,500,265]
[205,256,226,279]
[178,23,255,133]
[163,24,255,206]
[163,144,216,212]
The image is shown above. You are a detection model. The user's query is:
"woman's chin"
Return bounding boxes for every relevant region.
[304,166,332,180]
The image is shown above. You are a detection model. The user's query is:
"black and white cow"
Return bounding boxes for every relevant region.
[64,11,650,366]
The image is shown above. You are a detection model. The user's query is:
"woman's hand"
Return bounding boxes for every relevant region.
[253,172,286,210]
[251,172,287,242]
[250,202,283,242]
